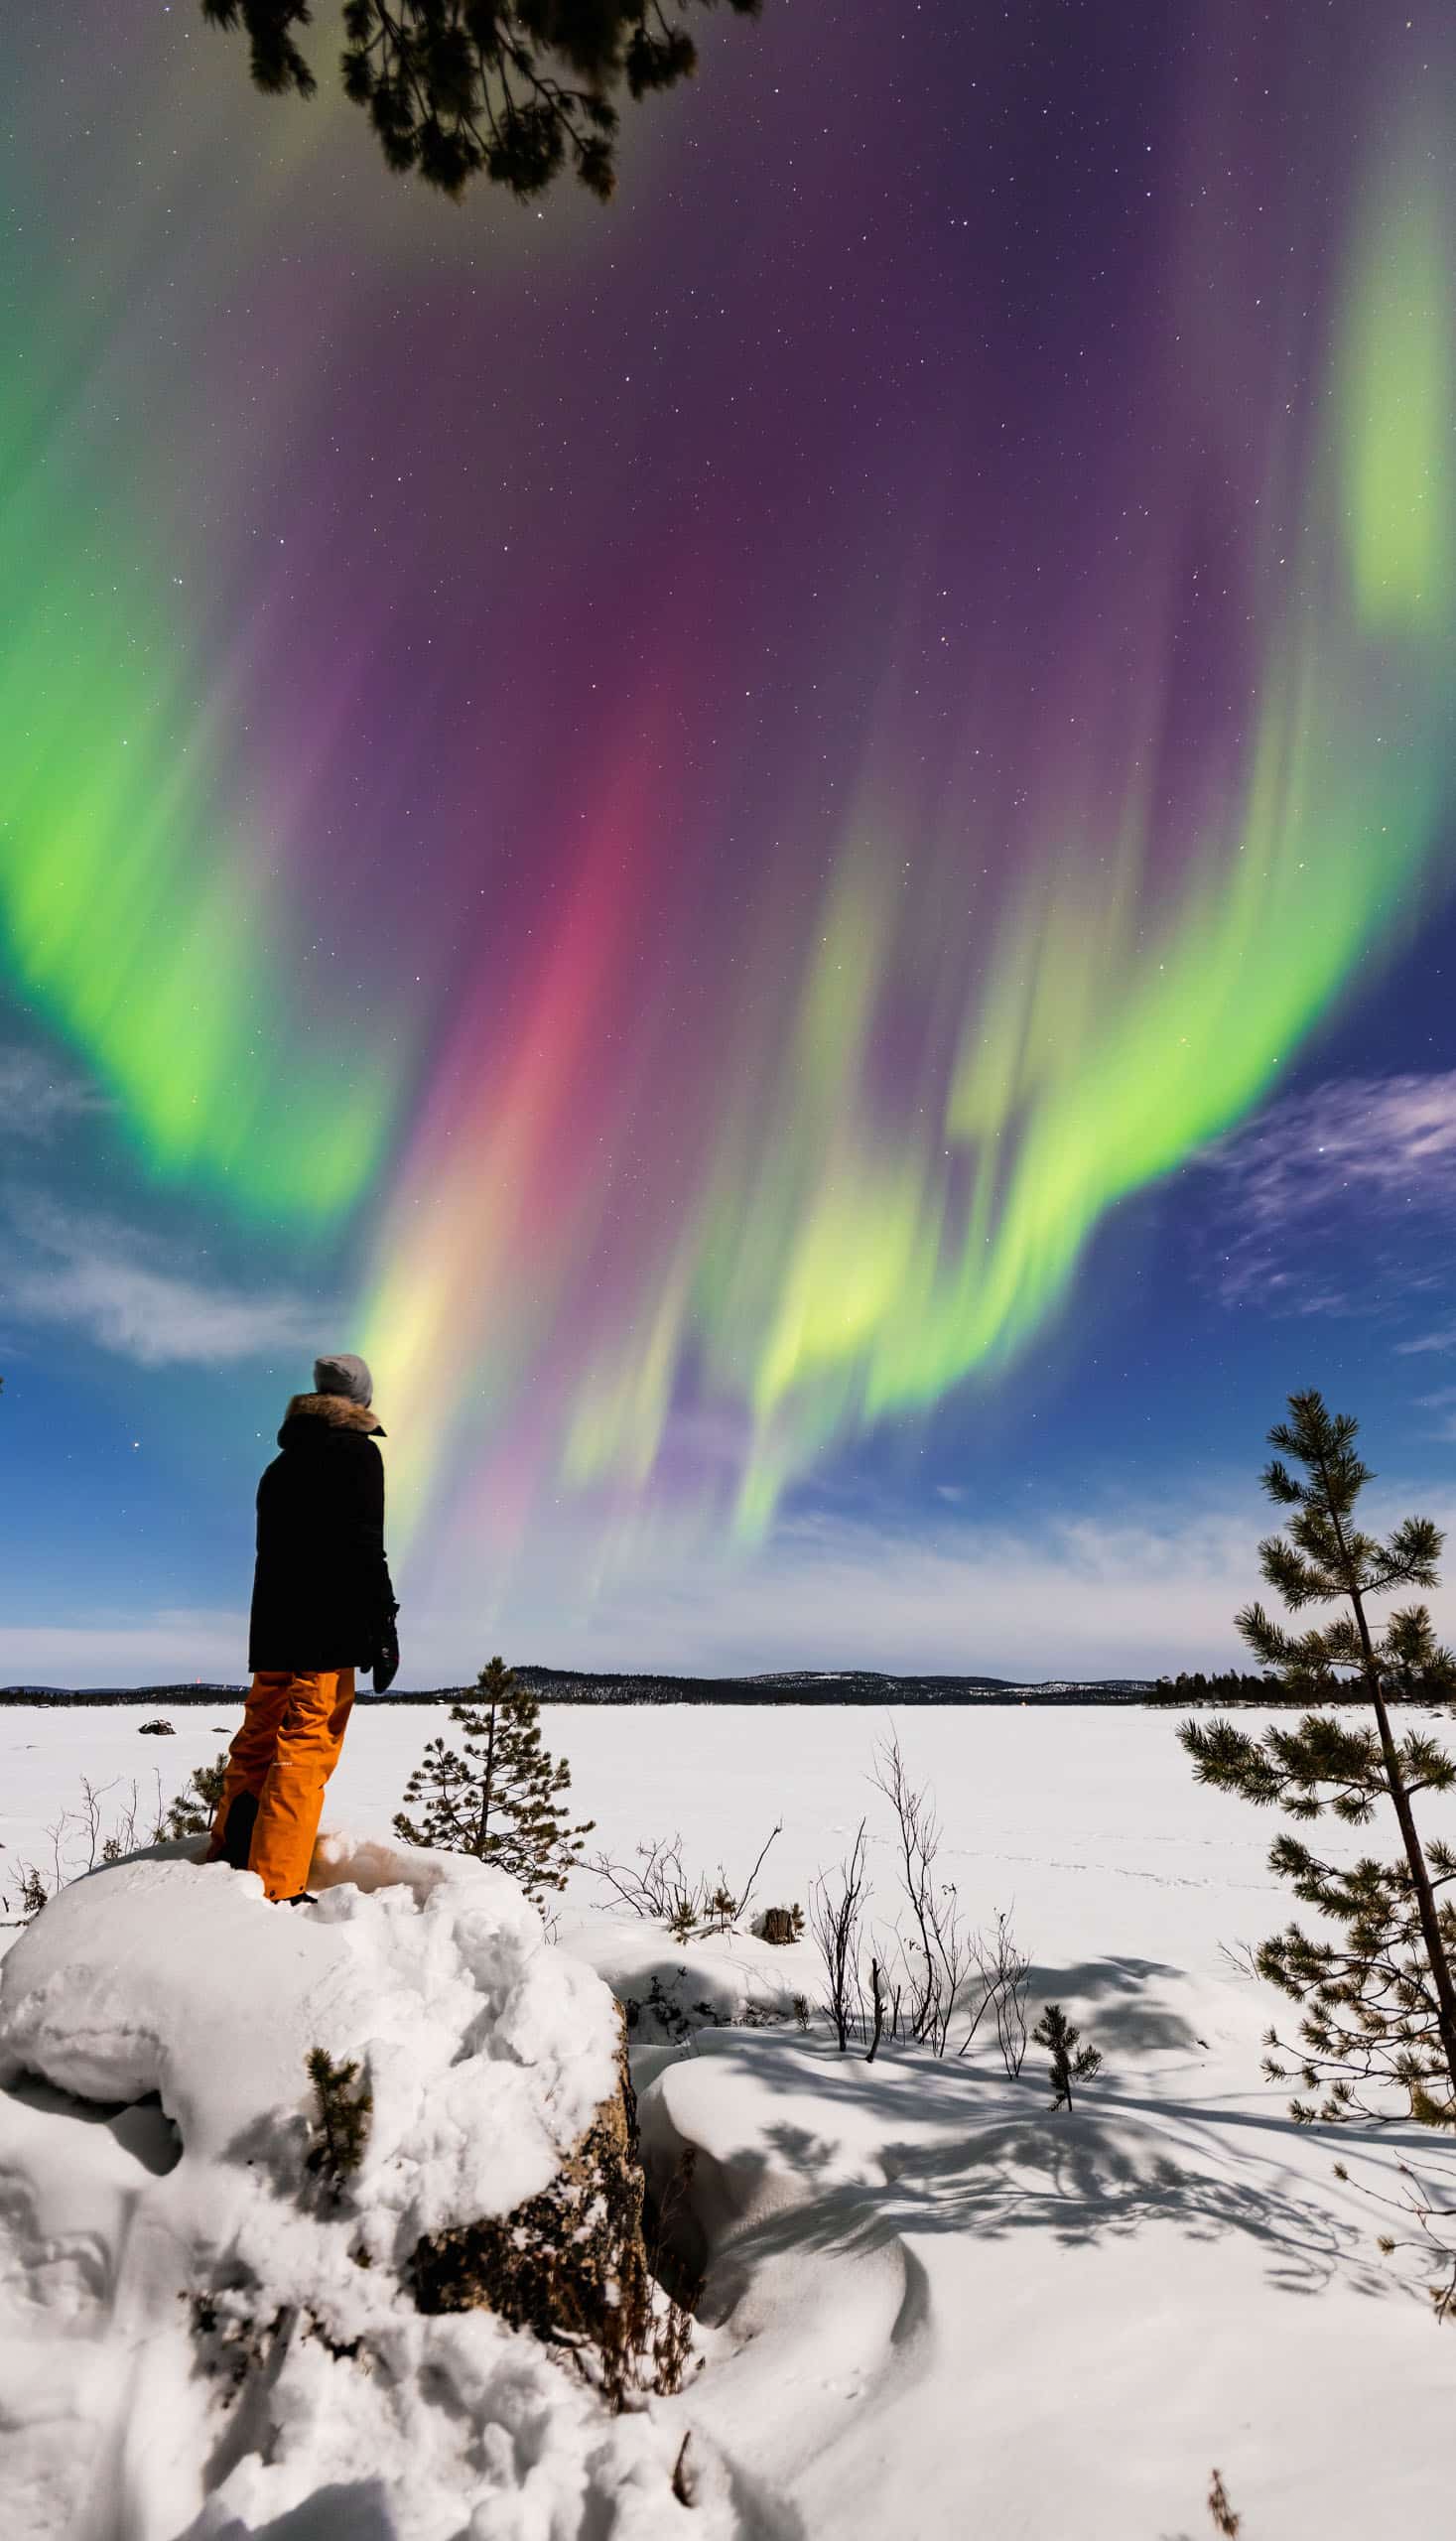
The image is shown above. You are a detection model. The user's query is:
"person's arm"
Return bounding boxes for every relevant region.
[357,1442,394,1605]
[354,1441,399,1683]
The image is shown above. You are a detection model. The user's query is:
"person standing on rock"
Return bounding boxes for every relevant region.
[208,1352,399,1902]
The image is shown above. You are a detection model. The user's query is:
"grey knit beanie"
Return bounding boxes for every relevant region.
[315,1351,373,1406]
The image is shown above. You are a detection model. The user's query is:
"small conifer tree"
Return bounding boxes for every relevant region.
[1206,2471,1241,2537]
[305,2046,373,2200]
[394,1656,594,1900]
[1182,1391,1456,2125]
[166,1752,228,1840]
[11,1863,49,1921]
[1032,2001,1102,2109]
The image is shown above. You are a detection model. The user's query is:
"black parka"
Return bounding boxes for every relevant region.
[247,1393,397,1674]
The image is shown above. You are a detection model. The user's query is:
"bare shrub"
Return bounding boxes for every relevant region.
[1336,2155,1456,2323]
[809,1819,869,2051]
[1217,1939,1262,1984]
[969,1907,1031,2077]
[5,1772,173,1923]
[871,1732,970,2056]
[800,1749,1034,2071]
[590,1820,781,1939]
[1,1751,282,1925]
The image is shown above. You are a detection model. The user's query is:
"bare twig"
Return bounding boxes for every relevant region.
[589,1824,781,1940]
[732,1819,782,1928]
[866,1956,886,2064]
[872,1733,968,2055]
[1335,2155,1456,2321]
[967,1907,1032,2075]
[810,1820,869,2052]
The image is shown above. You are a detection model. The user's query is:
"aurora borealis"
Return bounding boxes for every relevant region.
[3,1,1456,1679]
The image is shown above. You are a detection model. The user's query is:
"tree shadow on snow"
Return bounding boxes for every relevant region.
[698,2107,1380,2324]
[665,1952,1439,2314]
[1021,1955,1202,2056]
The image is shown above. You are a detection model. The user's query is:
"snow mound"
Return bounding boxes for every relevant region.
[1,1832,619,2251]
[0,1833,722,2541]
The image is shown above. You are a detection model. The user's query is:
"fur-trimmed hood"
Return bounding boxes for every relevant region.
[279,1392,386,1443]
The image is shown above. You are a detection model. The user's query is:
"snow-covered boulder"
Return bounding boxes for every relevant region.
[0,1835,713,2541]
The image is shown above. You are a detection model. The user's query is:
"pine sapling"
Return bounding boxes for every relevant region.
[1206,2469,1241,2536]
[1032,2001,1102,2109]
[7,1862,49,1922]
[166,1752,229,1840]
[394,1656,594,1900]
[1181,1391,1456,2126]
[305,2046,373,2201]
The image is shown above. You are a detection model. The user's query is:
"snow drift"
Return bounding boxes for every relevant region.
[0,1835,719,2541]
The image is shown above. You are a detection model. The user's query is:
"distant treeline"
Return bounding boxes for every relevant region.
[0,1665,1406,1708]
[1,1672,1157,1707]
[1151,1671,1284,1705]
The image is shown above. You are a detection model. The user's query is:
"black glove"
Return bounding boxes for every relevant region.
[372,1607,400,1694]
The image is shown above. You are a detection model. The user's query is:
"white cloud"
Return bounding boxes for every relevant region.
[12,1479,1456,1689]
[1413,1388,1456,1443]
[0,1046,110,1138]
[0,1610,246,1689]
[1203,1071,1456,1311]
[396,1481,1456,1685]
[0,1196,322,1369]
[1398,1327,1456,1360]
[1212,1071,1456,1223]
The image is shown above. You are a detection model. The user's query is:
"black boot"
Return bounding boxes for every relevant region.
[218,1789,259,1872]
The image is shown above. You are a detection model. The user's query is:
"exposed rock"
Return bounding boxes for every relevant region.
[411,2007,651,2375]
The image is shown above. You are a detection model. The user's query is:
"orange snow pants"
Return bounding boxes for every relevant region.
[208,1669,355,1902]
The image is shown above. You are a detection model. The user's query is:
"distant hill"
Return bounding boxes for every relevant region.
[4,1667,1170,1706]
[4,1668,1400,1709]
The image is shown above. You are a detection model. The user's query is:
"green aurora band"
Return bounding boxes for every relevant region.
[555,135,1456,1541]
[0,546,400,1220]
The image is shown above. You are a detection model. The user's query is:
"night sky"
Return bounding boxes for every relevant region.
[3,1,1454,1684]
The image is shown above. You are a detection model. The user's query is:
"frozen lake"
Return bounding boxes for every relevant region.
[5,1697,1289,1968]
[5,1697,1455,2539]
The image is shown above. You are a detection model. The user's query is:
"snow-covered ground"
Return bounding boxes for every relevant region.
[3,1700,1455,2539]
